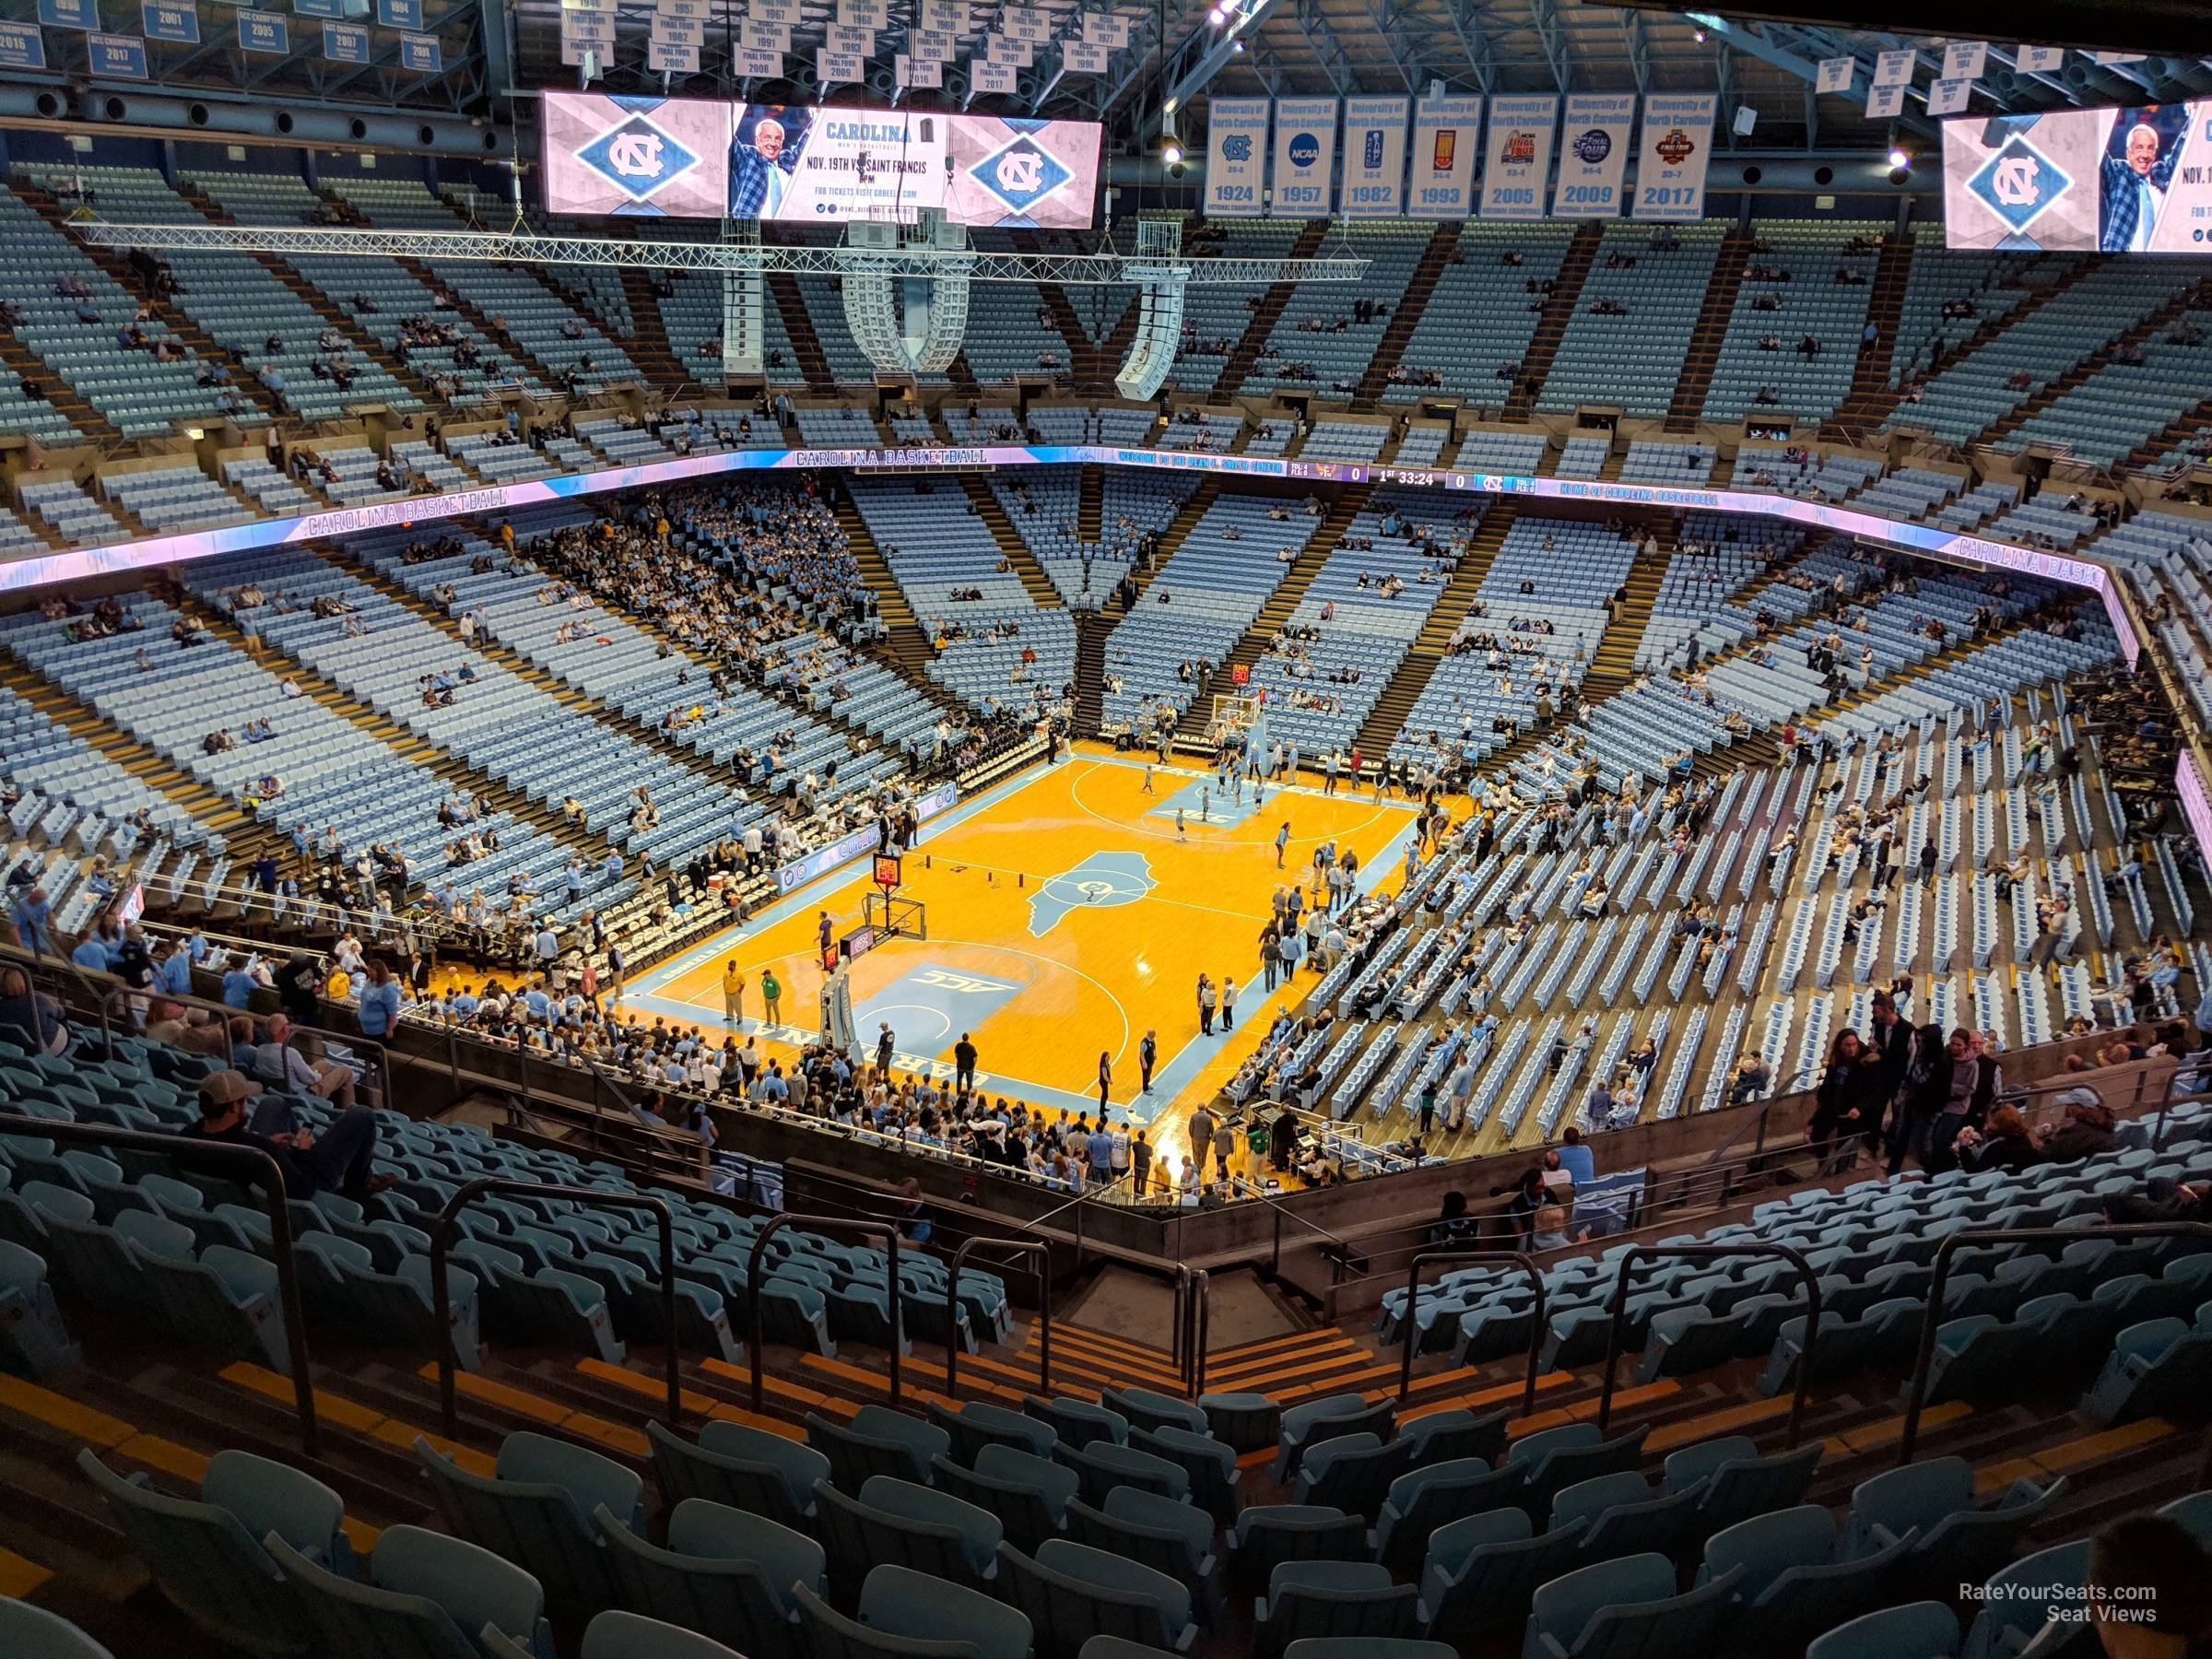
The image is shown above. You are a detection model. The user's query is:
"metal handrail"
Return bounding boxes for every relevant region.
[1,1116,319,1456]
[945,1238,1050,1403]
[1184,1267,1210,1398]
[1398,1246,1546,1413]
[747,1213,900,1411]
[1595,1243,1822,1447]
[428,1178,677,1438]
[1898,1221,2212,1465]
[94,980,390,1091]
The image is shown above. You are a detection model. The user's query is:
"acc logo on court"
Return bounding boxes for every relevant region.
[579,115,700,202]
[912,969,1013,995]
[1028,850,1157,937]
[1968,135,2070,232]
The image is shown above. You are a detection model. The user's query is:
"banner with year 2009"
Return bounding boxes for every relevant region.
[1552,91,1636,218]
[1632,91,1716,220]
[1479,93,1558,218]
[1407,93,1481,218]
[1204,96,1269,218]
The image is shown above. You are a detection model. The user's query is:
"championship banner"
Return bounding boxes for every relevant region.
[1204,96,1269,217]
[1338,94,1408,218]
[1408,93,1480,218]
[1480,93,1557,218]
[1552,92,1635,218]
[1269,97,1338,217]
[1631,92,1715,220]
[1942,41,1986,81]
[1816,55,1853,94]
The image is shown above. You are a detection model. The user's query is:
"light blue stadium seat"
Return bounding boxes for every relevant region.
[415,1430,642,1607]
[595,1495,820,1659]
[0,1598,116,1659]
[270,1523,556,1659]
[1805,1600,1960,1659]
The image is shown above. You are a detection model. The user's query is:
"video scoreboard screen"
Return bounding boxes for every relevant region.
[1943,101,2212,253]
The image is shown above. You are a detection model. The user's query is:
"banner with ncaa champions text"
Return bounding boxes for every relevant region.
[1204,96,1270,217]
[1270,97,1338,217]
[1339,95,1410,218]
[1480,93,1559,218]
[1408,93,1482,218]
[1631,91,1716,219]
[1552,92,1637,218]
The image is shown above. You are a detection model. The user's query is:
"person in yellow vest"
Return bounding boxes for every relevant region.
[722,961,747,1026]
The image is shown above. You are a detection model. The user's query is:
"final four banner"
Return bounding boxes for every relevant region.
[1204,96,1269,218]
[1338,95,1408,218]
[1269,97,1338,217]
[1552,92,1636,218]
[1408,93,1481,218]
[1479,93,1558,218]
[1631,91,1716,220]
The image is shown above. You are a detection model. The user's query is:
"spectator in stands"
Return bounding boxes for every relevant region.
[1810,1029,1883,1174]
[182,1068,393,1202]
[0,966,70,1055]
[355,957,403,1040]
[251,1015,357,1112]
[1951,1103,2041,1174]
[1927,1027,2002,1172]
[1492,1167,1547,1242]
[2041,1088,2122,1161]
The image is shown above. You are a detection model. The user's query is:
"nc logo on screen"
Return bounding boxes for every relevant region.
[1968,135,2071,232]
[1221,135,1253,161]
[579,115,699,201]
[972,133,1072,213]
[1288,133,1320,167]
[1572,129,1611,163]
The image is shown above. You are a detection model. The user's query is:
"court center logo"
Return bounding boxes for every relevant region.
[1967,134,2071,233]
[971,132,1073,215]
[1028,850,1156,936]
[578,111,700,205]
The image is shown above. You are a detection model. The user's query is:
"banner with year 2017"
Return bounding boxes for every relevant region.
[1631,91,1716,220]
[1338,95,1408,218]
[1407,93,1481,218]
[1479,93,1558,218]
[1269,97,1337,217]
[1551,91,1636,218]
[1203,96,1269,218]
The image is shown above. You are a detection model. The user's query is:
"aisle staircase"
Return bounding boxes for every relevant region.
[1972,281,2209,453]
[615,267,685,387]
[1218,483,1374,678]
[1350,499,1518,758]
[1351,222,1463,407]
[1827,233,1916,439]
[764,272,835,393]
[1212,219,1333,400]
[1105,480,1220,618]
[1503,222,1602,420]
[958,475,1065,610]
[1664,229,1754,430]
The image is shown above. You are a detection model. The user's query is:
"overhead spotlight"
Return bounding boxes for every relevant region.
[1888,146,1911,170]
[1691,26,1707,42]
[1161,115,1184,173]
[1207,5,1227,22]
[1230,38,1245,52]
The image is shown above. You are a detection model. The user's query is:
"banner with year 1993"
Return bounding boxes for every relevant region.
[1407,93,1481,218]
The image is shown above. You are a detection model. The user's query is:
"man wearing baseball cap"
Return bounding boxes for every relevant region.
[182,1069,392,1202]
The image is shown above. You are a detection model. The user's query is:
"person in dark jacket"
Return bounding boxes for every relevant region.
[1886,1022,1951,1175]
[1924,1028,2002,1174]
[2041,1088,2124,1162]
[1809,1030,1884,1174]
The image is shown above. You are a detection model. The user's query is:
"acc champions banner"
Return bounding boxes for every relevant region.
[1409,94,1481,218]
[1941,101,2212,252]
[540,90,1100,227]
[1553,92,1637,218]
[1270,97,1338,217]
[1632,92,1716,220]
[1480,94,1558,219]
[1204,96,1270,217]
[1339,95,1409,218]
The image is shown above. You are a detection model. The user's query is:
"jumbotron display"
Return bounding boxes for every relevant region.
[540,90,1102,229]
[1943,101,2212,251]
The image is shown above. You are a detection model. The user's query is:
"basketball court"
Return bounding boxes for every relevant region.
[629,742,1423,1157]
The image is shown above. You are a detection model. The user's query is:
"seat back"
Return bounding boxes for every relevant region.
[415,1435,617,1606]
[594,1501,803,1659]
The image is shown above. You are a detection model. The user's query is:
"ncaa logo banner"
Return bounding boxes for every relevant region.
[1409,94,1482,218]
[1339,95,1409,218]
[1632,91,1716,220]
[1480,93,1558,219]
[1553,92,1636,218]
[1205,97,1271,217]
[1270,96,1339,217]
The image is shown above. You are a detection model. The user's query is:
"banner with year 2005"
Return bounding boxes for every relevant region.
[1552,92,1636,218]
[1631,91,1715,220]
[1204,96,1269,218]
[1338,95,1408,218]
[1479,93,1558,218]
[1407,93,1481,218]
